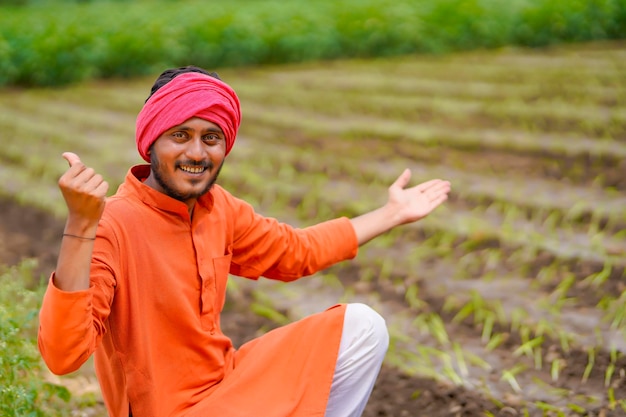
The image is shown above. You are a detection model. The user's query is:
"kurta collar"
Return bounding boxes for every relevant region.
[118,165,215,219]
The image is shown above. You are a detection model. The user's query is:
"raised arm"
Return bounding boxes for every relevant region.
[55,152,109,291]
[350,169,451,246]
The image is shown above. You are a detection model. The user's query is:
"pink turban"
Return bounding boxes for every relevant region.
[136,72,241,162]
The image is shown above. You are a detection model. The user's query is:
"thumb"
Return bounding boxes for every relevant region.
[62,152,82,167]
[391,168,412,190]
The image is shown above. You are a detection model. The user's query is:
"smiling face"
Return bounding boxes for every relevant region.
[144,117,226,212]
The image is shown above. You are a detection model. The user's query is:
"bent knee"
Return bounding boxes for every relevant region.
[344,303,389,349]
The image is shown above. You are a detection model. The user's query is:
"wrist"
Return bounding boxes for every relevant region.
[381,203,405,228]
[62,233,96,241]
[64,216,99,237]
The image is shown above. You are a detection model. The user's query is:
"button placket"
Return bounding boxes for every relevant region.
[193,228,216,333]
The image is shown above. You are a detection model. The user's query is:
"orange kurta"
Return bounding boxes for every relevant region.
[38,165,358,417]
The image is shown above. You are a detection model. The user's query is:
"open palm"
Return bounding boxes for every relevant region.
[387,169,451,225]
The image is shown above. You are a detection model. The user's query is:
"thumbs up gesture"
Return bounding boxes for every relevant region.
[58,152,109,228]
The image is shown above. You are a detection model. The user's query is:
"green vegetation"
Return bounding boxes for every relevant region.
[0,261,96,415]
[0,0,624,87]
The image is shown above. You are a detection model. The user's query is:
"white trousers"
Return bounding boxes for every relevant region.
[325,303,389,417]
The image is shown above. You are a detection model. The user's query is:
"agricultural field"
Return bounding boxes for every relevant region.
[0,41,625,416]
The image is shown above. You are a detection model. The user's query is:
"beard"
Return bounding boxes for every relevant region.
[150,153,223,202]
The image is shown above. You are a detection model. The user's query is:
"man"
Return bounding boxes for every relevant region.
[38,66,451,417]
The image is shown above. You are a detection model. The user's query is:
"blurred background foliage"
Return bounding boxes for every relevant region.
[0,0,624,87]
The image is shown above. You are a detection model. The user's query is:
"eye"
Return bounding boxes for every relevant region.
[203,133,222,145]
[171,131,188,141]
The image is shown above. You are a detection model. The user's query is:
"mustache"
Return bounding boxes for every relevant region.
[176,160,213,170]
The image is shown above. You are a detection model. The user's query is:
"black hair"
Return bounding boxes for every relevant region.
[146,66,221,102]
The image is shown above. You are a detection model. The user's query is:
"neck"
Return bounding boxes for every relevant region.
[143,170,199,216]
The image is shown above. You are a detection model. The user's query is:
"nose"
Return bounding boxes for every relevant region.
[185,136,205,161]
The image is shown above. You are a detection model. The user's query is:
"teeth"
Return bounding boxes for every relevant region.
[180,165,204,174]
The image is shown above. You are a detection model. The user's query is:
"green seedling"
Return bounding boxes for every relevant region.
[605,363,615,388]
[553,273,576,298]
[464,350,492,372]
[250,290,290,326]
[441,352,463,386]
[531,377,570,398]
[534,347,543,371]
[566,403,586,414]
[611,306,626,331]
[542,210,561,230]
[442,295,462,315]
[412,312,450,347]
[550,358,565,381]
[537,262,559,285]
[453,342,469,377]
[607,290,626,331]
[481,312,495,343]
[583,261,612,288]
[485,333,507,351]
[604,347,620,388]
[534,318,556,339]
[378,257,395,282]
[338,287,356,303]
[405,283,426,311]
[594,327,605,346]
[500,364,526,393]
[510,307,529,333]
[535,401,566,416]
[587,210,605,237]
[451,290,504,335]
[581,347,595,384]
[249,302,290,326]
[513,335,544,363]
[606,388,626,412]
[608,387,617,409]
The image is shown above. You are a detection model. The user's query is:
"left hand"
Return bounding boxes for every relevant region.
[387,169,451,225]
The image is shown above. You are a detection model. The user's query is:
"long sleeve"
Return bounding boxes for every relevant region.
[38,276,102,374]
[221,190,359,281]
[38,224,117,376]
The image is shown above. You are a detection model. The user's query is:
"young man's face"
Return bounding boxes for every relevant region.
[145,117,226,208]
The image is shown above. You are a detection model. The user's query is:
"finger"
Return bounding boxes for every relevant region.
[84,173,108,194]
[426,180,451,195]
[95,181,110,198]
[429,193,449,209]
[414,179,446,193]
[62,152,82,167]
[391,168,412,190]
[66,166,95,188]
